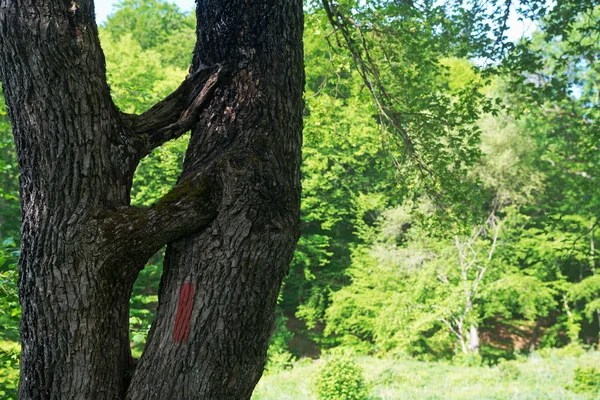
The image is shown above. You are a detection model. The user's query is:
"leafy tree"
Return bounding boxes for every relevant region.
[103,0,196,69]
[324,94,559,360]
[285,11,495,354]
[320,1,600,361]
[505,6,600,345]
[284,14,403,341]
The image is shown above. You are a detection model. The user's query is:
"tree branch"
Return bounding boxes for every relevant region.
[97,169,220,266]
[123,65,228,156]
[544,158,595,180]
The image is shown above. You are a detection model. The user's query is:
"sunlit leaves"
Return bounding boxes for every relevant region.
[0,87,19,240]
[103,0,195,69]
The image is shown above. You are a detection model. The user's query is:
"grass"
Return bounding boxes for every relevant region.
[0,341,19,400]
[2,340,600,400]
[252,349,600,400]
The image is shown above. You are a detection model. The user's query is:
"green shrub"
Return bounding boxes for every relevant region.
[479,344,515,366]
[264,313,295,373]
[538,342,587,360]
[296,357,315,367]
[265,350,295,373]
[375,367,402,386]
[497,360,520,381]
[453,351,482,367]
[315,357,370,400]
[568,366,600,394]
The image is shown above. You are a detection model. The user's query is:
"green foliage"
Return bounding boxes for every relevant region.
[538,343,587,360]
[0,88,19,241]
[497,360,521,381]
[253,351,600,400]
[100,30,188,114]
[0,341,19,400]
[0,237,18,398]
[568,366,600,394]
[103,0,195,69]
[265,300,296,373]
[266,350,296,375]
[320,11,600,353]
[131,137,188,207]
[0,241,18,398]
[0,238,19,342]
[314,0,507,210]
[282,14,405,347]
[315,357,370,400]
[569,276,600,322]
[323,96,577,360]
[129,258,162,357]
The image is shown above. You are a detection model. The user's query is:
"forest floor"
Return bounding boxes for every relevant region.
[252,348,600,400]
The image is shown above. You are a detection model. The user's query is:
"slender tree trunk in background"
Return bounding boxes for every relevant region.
[456,321,468,354]
[127,1,304,397]
[468,325,480,354]
[529,319,542,352]
[0,0,303,398]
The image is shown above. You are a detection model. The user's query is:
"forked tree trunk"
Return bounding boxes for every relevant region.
[0,0,303,398]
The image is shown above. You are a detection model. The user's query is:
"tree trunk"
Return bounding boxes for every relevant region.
[0,3,140,397]
[456,321,468,354]
[468,324,480,354]
[0,0,303,398]
[126,1,304,398]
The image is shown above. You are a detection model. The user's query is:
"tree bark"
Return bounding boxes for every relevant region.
[0,0,303,398]
[0,2,138,397]
[126,1,304,398]
[468,324,480,354]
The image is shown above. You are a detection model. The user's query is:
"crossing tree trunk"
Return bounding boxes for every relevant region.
[127,1,304,398]
[0,0,303,398]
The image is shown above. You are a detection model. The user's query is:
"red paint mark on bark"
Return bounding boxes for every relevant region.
[173,282,194,344]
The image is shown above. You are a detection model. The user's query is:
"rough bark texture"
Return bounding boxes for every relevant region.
[127,0,304,398]
[0,2,138,397]
[0,0,303,398]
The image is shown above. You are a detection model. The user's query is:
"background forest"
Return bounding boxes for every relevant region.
[1,0,600,398]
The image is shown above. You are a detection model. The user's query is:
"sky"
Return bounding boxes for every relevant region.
[95,0,533,42]
[95,0,196,23]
